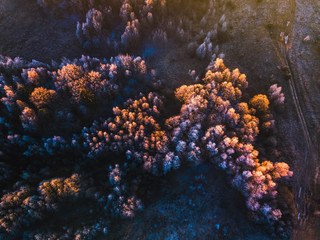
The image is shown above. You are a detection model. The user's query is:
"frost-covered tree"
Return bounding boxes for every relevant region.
[20,107,37,130]
[121,19,141,50]
[166,58,292,223]
[78,92,175,175]
[268,84,285,107]
[76,8,104,49]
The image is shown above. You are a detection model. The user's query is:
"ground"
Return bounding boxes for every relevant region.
[109,163,285,240]
[0,0,82,62]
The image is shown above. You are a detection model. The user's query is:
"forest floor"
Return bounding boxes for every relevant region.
[108,163,285,240]
[0,0,319,239]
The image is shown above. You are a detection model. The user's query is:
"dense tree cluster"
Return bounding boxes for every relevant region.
[166,59,292,223]
[72,58,292,225]
[0,174,80,232]
[74,93,176,220]
[78,92,178,174]
[0,54,155,140]
[0,54,292,238]
[36,0,229,56]
[0,54,159,238]
[72,0,186,50]
[0,173,110,239]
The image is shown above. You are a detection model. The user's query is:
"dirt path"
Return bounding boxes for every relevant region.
[279,0,320,238]
[279,30,316,239]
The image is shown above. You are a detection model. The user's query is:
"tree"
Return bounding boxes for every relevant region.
[268,84,285,106]
[76,8,104,49]
[121,19,141,50]
[27,69,41,85]
[249,94,269,114]
[30,87,56,109]
[20,107,36,130]
[39,174,81,203]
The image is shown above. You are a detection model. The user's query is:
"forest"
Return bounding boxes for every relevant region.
[0,0,320,239]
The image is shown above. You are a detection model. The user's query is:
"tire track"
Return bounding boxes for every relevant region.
[280,44,313,155]
[278,0,318,231]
